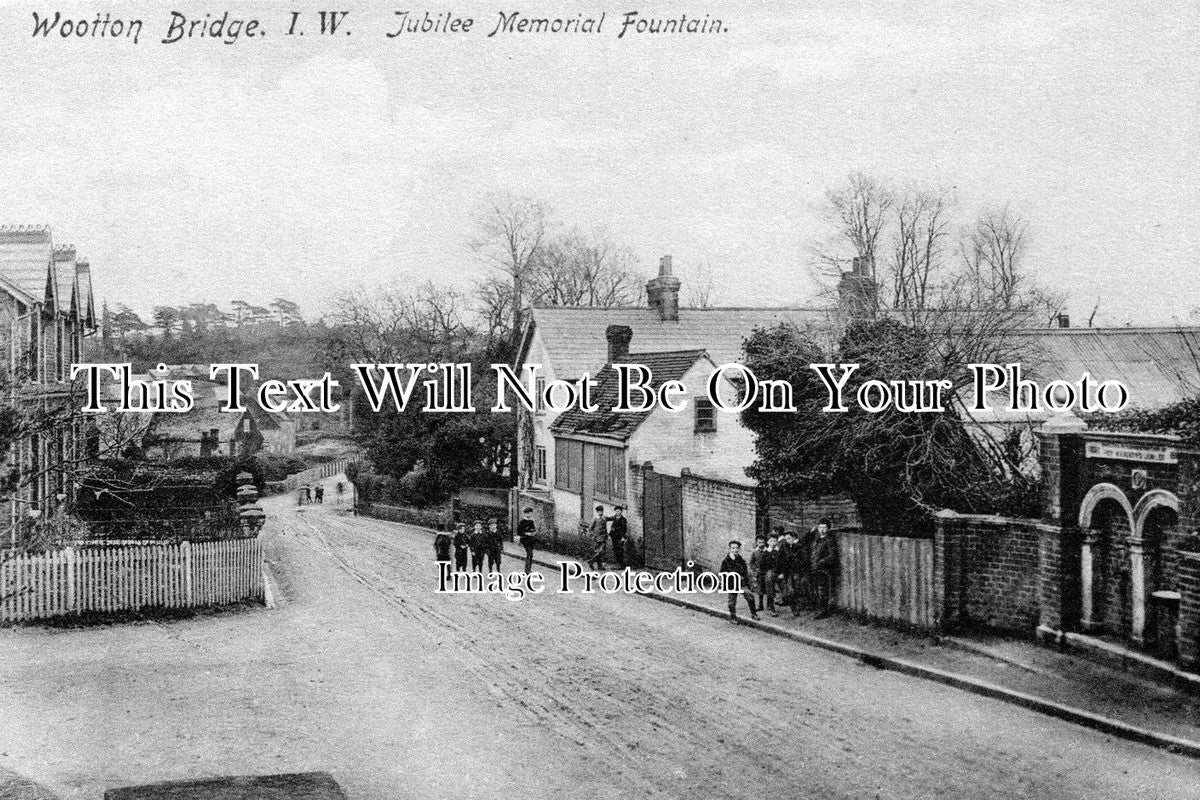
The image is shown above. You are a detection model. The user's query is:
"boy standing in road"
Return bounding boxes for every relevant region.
[608,505,628,568]
[434,524,452,562]
[517,507,539,574]
[470,520,486,573]
[452,523,470,572]
[587,505,607,570]
[485,518,503,573]
[720,540,760,624]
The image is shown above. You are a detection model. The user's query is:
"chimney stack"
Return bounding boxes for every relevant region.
[646,255,682,322]
[605,325,633,364]
[837,256,878,321]
[1056,313,1070,329]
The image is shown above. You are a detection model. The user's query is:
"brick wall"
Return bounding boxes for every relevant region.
[1179,553,1200,672]
[680,471,758,572]
[935,513,1044,634]
[765,493,859,535]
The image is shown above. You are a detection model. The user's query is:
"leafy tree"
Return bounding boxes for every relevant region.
[742,319,1039,535]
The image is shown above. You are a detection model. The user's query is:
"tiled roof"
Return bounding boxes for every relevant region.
[526,306,834,379]
[550,350,708,441]
[1018,327,1200,409]
[0,225,52,305]
[149,380,244,441]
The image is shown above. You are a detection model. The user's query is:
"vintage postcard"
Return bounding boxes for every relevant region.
[1,2,1198,798]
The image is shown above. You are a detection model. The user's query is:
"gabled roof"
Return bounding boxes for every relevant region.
[523,306,834,380]
[550,350,709,441]
[50,245,74,311]
[0,225,53,306]
[74,260,96,330]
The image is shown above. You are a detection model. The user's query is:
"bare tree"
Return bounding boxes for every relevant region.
[470,192,552,346]
[684,261,719,309]
[810,172,896,280]
[332,281,474,363]
[527,228,643,308]
[888,188,953,315]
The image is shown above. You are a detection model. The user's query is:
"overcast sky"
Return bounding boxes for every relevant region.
[1,1,1196,325]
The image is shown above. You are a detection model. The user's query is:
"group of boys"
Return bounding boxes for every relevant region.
[719,519,840,624]
[434,518,507,573]
[585,504,628,570]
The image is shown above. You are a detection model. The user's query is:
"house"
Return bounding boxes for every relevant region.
[0,226,98,541]
[141,374,296,459]
[515,256,840,568]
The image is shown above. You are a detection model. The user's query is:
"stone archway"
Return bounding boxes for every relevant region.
[1077,483,1134,633]
[1131,490,1181,644]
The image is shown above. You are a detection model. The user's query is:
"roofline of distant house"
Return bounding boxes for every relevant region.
[529,305,832,313]
[1014,326,1200,334]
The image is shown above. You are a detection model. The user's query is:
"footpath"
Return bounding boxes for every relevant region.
[486,537,1200,756]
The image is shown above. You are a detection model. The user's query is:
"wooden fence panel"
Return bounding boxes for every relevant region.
[836,531,934,628]
[1,536,265,624]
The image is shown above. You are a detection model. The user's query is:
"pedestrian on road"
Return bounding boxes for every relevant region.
[336,481,345,504]
[607,505,628,569]
[760,532,780,616]
[434,525,452,562]
[784,530,807,617]
[315,485,325,504]
[774,528,794,609]
[486,518,503,573]
[470,520,486,573]
[587,505,607,570]
[452,523,470,572]
[517,507,539,575]
[720,540,759,623]
[811,519,839,619]
[749,535,769,615]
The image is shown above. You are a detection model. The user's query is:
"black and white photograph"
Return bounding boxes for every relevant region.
[1,2,1198,798]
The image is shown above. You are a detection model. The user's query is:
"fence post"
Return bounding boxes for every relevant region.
[182,540,193,607]
[65,546,77,614]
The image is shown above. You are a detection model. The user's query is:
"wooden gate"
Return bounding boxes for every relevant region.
[642,469,683,570]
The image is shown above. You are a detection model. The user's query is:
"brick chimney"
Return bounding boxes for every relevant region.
[646,255,681,322]
[1056,313,1070,329]
[606,324,632,364]
[838,256,878,321]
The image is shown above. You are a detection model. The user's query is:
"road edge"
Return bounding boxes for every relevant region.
[501,543,1200,760]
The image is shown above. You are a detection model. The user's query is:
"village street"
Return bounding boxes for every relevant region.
[0,476,1195,799]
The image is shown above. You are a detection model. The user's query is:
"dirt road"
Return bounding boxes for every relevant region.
[0,481,1193,798]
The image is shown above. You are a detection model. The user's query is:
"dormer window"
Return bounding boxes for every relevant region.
[694,398,716,433]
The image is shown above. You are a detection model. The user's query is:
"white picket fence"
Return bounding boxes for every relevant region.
[0,537,264,624]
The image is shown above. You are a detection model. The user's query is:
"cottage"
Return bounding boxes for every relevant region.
[0,226,98,542]
[515,256,837,568]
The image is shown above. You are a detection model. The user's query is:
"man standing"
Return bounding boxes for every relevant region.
[763,534,782,618]
[811,519,839,619]
[749,535,772,617]
[587,505,607,570]
[452,523,470,572]
[720,540,759,623]
[607,505,628,568]
[469,520,486,573]
[485,518,503,573]
[517,507,539,575]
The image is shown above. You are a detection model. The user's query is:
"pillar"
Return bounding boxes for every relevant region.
[1129,536,1146,644]
[1080,529,1098,630]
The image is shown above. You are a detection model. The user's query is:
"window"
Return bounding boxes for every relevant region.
[554,438,583,491]
[695,398,716,433]
[535,446,547,483]
[590,444,626,500]
[534,376,547,414]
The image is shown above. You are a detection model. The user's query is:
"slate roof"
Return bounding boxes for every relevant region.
[0,225,53,305]
[524,306,834,380]
[149,379,245,441]
[961,326,1200,425]
[550,350,708,441]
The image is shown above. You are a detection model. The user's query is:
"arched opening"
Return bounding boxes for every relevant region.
[1086,497,1132,634]
[1133,491,1181,651]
